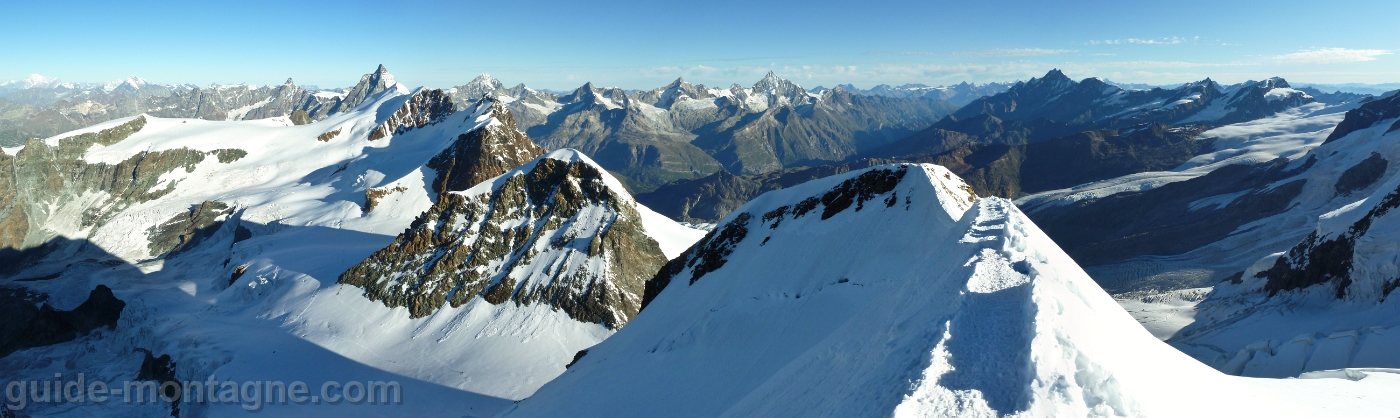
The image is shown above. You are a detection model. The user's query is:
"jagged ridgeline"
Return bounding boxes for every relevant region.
[0,116,245,251]
[339,151,669,328]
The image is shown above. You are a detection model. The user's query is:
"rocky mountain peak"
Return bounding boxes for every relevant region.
[752,71,792,92]
[453,73,508,102]
[1026,68,1074,91]
[424,97,546,193]
[334,64,399,115]
[341,150,672,328]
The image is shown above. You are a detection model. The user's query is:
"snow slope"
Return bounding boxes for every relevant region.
[504,164,1400,417]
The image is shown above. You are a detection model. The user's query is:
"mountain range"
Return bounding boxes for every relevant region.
[2,64,1400,416]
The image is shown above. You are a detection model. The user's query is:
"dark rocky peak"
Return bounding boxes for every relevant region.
[425,97,546,194]
[341,152,669,328]
[1184,77,1222,92]
[750,71,810,108]
[336,64,398,115]
[560,82,604,104]
[1075,77,1122,97]
[1024,69,1074,91]
[283,78,295,86]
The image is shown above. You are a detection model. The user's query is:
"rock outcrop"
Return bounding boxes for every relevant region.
[0,285,125,358]
[426,98,546,193]
[340,151,670,329]
[366,88,456,140]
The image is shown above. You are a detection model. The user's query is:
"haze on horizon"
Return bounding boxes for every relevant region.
[3,0,1397,90]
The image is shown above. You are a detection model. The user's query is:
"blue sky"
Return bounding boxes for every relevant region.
[3,0,1397,90]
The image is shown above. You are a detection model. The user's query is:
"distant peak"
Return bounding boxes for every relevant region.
[284,78,295,85]
[375,64,389,74]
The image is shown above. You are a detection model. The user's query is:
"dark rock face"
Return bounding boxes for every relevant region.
[1324,93,1400,144]
[1263,180,1400,298]
[135,349,179,416]
[145,201,232,256]
[0,285,125,358]
[565,349,589,369]
[1335,152,1388,195]
[426,99,546,194]
[339,158,668,329]
[642,167,914,309]
[1029,157,1313,268]
[366,88,456,141]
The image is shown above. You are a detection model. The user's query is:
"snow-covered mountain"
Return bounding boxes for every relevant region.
[0,65,704,416]
[503,163,1400,417]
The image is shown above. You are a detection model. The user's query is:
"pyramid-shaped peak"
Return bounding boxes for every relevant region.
[473,73,499,82]
[284,78,295,85]
[375,64,389,74]
[752,71,804,94]
[1041,68,1070,82]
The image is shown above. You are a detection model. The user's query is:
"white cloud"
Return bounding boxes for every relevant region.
[1273,48,1393,64]
[1089,36,1190,45]
[866,48,1073,58]
[955,48,1075,57]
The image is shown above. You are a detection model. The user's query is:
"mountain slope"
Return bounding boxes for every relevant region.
[505,164,1400,417]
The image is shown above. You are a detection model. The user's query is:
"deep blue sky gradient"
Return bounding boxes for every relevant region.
[3,0,1396,89]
